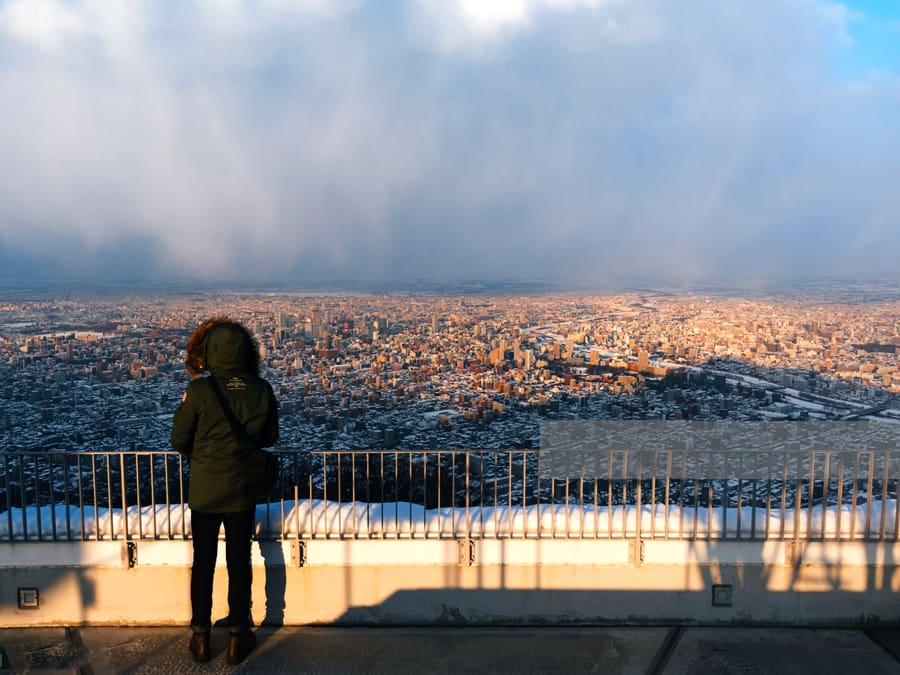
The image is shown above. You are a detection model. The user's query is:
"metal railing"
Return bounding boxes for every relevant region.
[1,449,898,542]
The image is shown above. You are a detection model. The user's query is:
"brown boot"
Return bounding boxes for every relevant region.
[226,629,256,665]
[189,630,211,663]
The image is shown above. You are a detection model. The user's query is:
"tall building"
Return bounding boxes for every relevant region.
[638,350,649,372]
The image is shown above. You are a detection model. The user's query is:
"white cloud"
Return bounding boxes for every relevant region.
[273,0,359,17]
[412,0,635,55]
[815,1,862,45]
[0,0,88,50]
[459,0,530,33]
[0,0,898,283]
[455,0,612,35]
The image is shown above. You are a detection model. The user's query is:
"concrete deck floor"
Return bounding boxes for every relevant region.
[1,625,900,674]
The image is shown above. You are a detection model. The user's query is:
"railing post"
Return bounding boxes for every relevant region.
[291,540,307,567]
[629,539,644,566]
[1,447,899,546]
[458,538,475,566]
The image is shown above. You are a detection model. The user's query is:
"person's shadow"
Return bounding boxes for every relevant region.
[257,540,287,628]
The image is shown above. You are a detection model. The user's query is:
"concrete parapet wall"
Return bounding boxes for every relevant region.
[1,540,899,627]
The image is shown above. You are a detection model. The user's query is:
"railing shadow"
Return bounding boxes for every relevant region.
[0,554,97,623]
[4,445,900,627]
[326,536,900,626]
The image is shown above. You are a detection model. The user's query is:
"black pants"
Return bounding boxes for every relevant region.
[190,509,254,631]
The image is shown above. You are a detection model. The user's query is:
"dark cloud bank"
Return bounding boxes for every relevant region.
[0,0,898,286]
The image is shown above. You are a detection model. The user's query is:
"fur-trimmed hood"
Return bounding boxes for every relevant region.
[185,318,260,377]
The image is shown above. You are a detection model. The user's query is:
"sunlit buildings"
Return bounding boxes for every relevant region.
[1,282,899,454]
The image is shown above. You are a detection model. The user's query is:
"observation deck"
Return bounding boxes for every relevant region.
[2,447,900,671]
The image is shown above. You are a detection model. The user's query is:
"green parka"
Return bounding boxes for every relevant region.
[171,323,279,513]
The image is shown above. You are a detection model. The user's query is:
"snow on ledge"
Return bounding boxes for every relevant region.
[1,499,897,541]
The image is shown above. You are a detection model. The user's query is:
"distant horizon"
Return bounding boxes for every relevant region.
[1,276,899,296]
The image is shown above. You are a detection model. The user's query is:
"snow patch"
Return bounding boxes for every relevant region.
[2,499,896,541]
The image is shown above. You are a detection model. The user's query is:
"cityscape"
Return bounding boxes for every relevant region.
[4,1,900,666]
[2,280,899,456]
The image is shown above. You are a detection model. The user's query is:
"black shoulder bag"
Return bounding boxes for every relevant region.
[207,376,279,500]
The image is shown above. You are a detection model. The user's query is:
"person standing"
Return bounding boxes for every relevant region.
[171,318,279,665]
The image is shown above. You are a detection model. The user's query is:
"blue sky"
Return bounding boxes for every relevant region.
[0,1,898,286]
[836,1,900,75]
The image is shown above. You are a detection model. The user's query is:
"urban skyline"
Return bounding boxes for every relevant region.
[3,279,899,455]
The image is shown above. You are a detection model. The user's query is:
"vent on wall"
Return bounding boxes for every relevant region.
[17,587,39,609]
[712,584,733,608]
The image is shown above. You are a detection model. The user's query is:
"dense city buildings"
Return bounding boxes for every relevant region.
[1,282,899,454]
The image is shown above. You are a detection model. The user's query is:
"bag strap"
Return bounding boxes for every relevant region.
[207,376,252,447]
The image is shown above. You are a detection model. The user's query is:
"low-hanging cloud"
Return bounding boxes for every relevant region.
[0,0,898,285]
